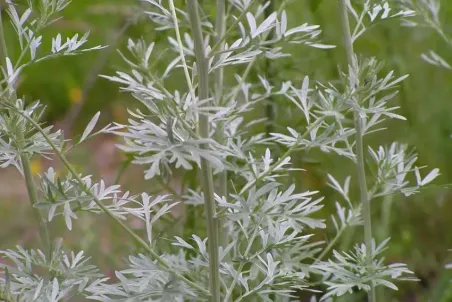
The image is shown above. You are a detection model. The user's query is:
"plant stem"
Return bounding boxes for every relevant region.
[168,0,197,120]
[0,7,9,62]
[113,157,132,184]
[315,227,345,263]
[156,176,184,201]
[354,102,375,302]
[14,104,50,253]
[186,1,221,301]
[380,194,393,240]
[263,0,276,137]
[213,0,228,249]
[337,1,375,301]
[20,150,51,254]
[209,0,257,56]
[337,1,355,70]
[6,104,210,297]
[61,17,133,134]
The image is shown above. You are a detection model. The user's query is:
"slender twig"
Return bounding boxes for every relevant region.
[186,1,220,301]
[61,17,135,135]
[113,157,132,184]
[315,228,345,263]
[168,0,197,123]
[337,1,375,301]
[314,204,362,263]
[4,103,210,297]
[156,176,184,201]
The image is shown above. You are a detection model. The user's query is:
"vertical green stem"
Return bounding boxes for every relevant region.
[187,1,220,301]
[353,112,375,301]
[337,1,375,301]
[213,0,228,249]
[213,0,226,107]
[337,0,355,70]
[0,7,9,62]
[19,149,51,254]
[380,194,393,239]
[263,0,276,137]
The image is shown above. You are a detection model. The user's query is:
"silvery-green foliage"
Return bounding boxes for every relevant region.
[174,234,311,301]
[309,296,333,302]
[368,142,439,197]
[330,201,362,234]
[217,183,326,230]
[397,0,452,69]
[162,4,335,69]
[347,0,415,42]
[96,0,341,299]
[4,1,102,89]
[104,110,229,179]
[234,149,294,185]
[85,252,197,301]
[0,102,116,176]
[0,239,102,302]
[341,57,408,123]
[36,167,177,242]
[0,0,104,170]
[312,238,416,301]
[270,57,410,163]
[96,0,433,300]
[447,262,452,270]
[104,0,339,183]
[210,183,327,300]
[0,1,111,301]
[270,76,356,160]
[0,100,63,173]
[397,0,441,28]
[420,50,451,69]
[326,174,363,232]
[143,0,213,31]
[303,1,440,299]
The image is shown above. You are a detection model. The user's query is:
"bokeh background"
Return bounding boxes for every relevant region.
[2,0,452,301]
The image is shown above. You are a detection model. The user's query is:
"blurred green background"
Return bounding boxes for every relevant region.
[2,0,452,301]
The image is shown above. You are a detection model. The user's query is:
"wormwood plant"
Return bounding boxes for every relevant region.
[397,0,452,69]
[0,0,442,301]
[396,0,452,275]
